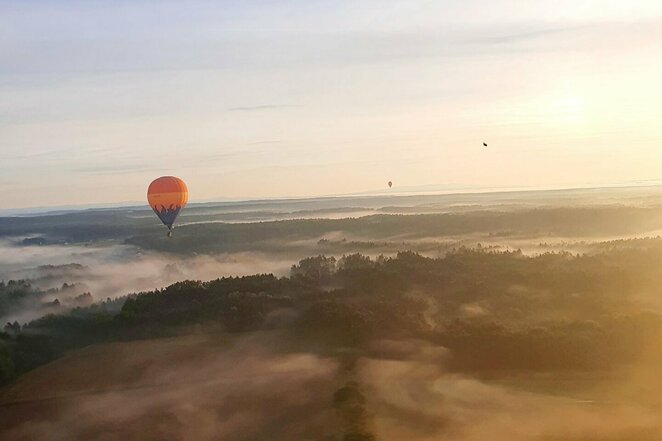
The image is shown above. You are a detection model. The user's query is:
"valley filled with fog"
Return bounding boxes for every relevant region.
[2,187,662,440]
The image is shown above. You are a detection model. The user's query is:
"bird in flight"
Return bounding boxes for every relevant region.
[483,142,488,147]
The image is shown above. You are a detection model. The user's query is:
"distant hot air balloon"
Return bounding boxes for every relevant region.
[147,176,188,237]
[388,181,393,188]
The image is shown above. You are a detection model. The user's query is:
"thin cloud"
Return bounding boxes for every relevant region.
[70,163,160,175]
[465,25,591,45]
[194,151,262,163]
[247,140,282,145]
[227,104,301,112]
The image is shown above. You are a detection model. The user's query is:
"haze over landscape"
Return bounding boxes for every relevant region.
[2,1,662,440]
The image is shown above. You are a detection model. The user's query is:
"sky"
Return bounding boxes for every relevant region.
[1,0,661,209]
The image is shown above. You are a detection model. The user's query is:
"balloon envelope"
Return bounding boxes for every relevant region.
[147,176,188,230]
[388,181,393,188]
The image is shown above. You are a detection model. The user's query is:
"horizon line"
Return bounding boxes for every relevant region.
[3,180,662,217]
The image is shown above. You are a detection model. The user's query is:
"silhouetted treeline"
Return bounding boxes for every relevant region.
[5,205,662,253]
[0,280,92,321]
[2,246,662,386]
[126,207,662,254]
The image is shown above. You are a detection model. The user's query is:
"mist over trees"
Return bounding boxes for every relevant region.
[4,204,662,255]
[4,196,662,439]
[2,243,662,386]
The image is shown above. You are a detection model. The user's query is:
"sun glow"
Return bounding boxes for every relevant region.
[553,95,587,124]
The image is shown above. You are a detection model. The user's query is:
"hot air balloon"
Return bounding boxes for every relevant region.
[388,181,393,188]
[147,176,188,237]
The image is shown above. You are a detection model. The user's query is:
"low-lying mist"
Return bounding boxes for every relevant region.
[0,239,292,323]
[3,333,662,441]
[360,339,662,441]
[0,332,342,441]
[4,194,662,440]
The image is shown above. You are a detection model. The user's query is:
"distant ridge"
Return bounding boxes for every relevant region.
[2,180,662,217]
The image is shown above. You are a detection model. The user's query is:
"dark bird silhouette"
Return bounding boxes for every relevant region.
[483,142,488,147]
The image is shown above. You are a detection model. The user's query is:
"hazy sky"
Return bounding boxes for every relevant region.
[1,0,661,208]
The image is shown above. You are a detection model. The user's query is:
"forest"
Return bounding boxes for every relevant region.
[3,195,662,440]
[3,243,661,387]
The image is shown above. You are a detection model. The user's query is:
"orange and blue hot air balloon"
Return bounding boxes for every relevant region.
[147,176,188,237]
